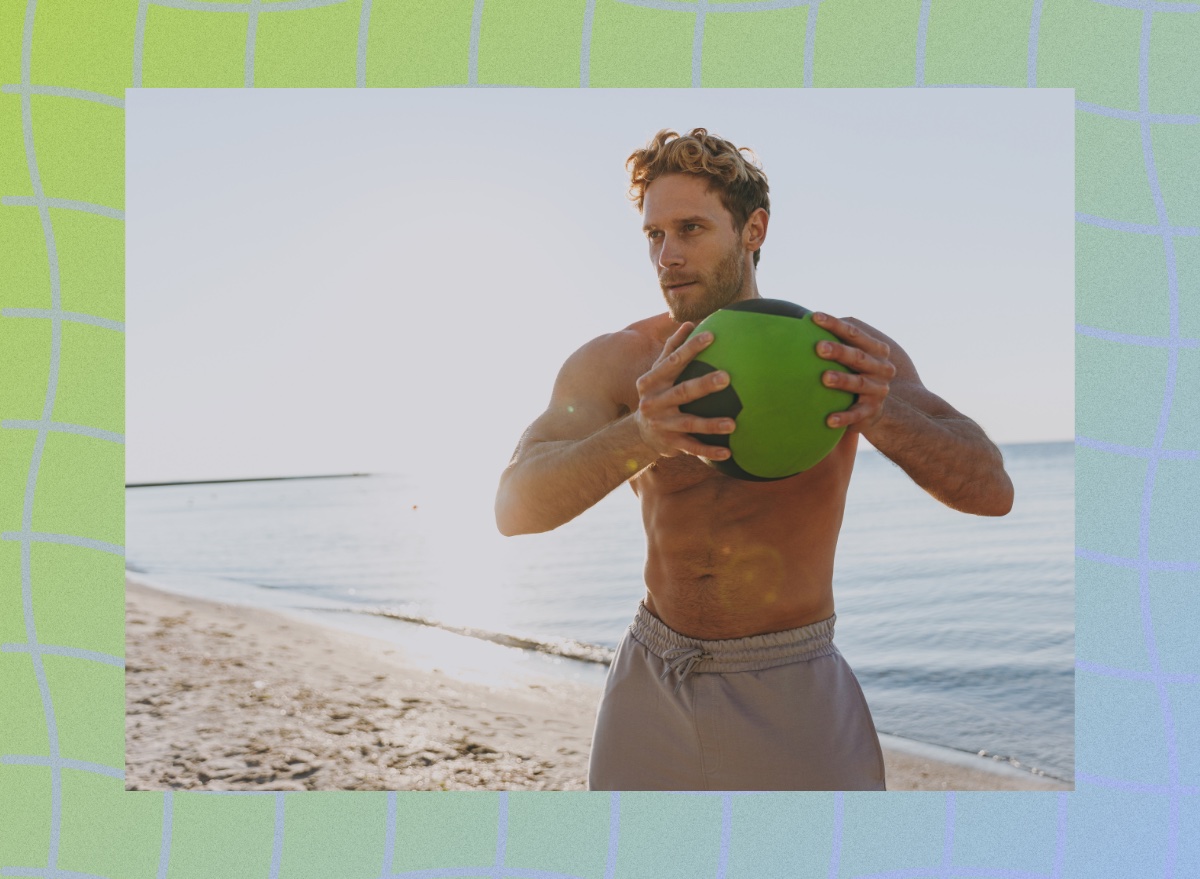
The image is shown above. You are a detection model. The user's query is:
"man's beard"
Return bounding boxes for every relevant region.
[661,242,746,324]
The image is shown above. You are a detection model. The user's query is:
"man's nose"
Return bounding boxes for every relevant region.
[658,235,684,268]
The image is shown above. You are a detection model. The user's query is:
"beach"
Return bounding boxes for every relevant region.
[125,579,1069,792]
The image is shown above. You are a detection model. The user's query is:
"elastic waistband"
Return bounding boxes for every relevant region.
[629,601,838,675]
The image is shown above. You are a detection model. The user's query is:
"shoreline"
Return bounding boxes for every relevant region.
[125,578,1070,792]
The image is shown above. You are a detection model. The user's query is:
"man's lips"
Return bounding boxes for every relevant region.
[663,280,696,290]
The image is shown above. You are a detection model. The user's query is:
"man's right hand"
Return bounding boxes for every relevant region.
[633,322,737,461]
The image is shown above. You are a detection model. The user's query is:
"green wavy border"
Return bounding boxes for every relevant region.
[2,0,1198,876]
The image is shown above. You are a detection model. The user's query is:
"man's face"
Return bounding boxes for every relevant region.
[641,173,752,324]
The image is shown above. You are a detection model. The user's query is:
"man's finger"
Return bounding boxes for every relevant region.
[673,435,732,460]
[669,413,737,435]
[654,330,714,378]
[670,369,730,404]
[660,322,695,356]
[826,399,879,429]
[815,340,893,378]
[822,370,888,396]
[812,313,891,360]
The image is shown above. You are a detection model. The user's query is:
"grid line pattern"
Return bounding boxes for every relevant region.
[1,0,1197,877]
[1,643,125,669]
[6,5,97,879]
[0,421,124,444]
[1,309,126,331]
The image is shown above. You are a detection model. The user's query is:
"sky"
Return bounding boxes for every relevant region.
[126,88,1074,487]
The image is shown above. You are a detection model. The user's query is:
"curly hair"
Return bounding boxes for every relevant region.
[626,128,770,267]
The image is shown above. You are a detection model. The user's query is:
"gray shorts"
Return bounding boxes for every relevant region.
[588,602,886,791]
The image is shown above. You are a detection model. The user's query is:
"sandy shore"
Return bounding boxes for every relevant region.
[125,579,1069,792]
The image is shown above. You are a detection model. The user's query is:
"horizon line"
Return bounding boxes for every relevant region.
[125,472,371,489]
[126,439,1075,487]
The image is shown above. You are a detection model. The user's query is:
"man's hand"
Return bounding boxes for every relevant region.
[634,322,737,461]
[811,313,897,432]
[810,313,1012,515]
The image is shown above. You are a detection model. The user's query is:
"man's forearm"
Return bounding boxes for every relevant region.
[863,394,1014,516]
[495,415,659,535]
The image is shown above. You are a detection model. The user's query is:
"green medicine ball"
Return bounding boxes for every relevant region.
[675,299,856,481]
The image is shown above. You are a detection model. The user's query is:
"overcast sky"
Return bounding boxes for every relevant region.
[127,88,1073,486]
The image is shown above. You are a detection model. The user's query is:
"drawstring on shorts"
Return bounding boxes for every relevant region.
[629,601,838,696]
[661,646,713,693]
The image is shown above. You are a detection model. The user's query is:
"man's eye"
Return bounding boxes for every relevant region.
[646,230,662,240]
[684,224,700,232]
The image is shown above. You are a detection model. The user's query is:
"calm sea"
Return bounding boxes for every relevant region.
[126,441,1074,780]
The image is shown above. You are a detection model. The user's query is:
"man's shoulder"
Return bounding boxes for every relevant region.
[554,314,674,406]
[622,311,678,343]
[573,312,675,365]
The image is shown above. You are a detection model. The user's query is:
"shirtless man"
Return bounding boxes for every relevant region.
[495,128,1013,791]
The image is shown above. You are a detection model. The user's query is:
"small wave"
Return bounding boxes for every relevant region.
[972,748,1070,783]
[337,606,617,667]
[879,733,1072,784]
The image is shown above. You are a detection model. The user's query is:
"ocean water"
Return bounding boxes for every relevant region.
[126,441,1074,780]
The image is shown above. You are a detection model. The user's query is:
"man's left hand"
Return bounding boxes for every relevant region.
[811,313,897,432]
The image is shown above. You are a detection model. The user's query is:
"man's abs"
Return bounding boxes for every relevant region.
[632,435,857,640]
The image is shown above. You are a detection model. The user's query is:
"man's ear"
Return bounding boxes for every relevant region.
[743,207,768,253]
